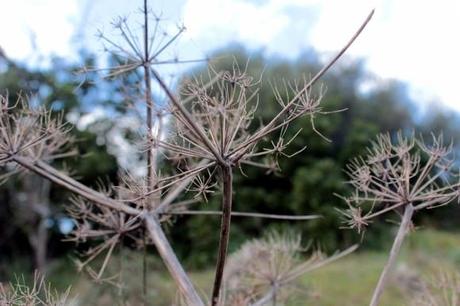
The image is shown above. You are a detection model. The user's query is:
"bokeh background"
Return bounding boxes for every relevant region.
[1,0,460,305]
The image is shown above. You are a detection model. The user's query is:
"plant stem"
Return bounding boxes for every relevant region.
[211,164,233,306]
[143,0,157,298]
[370,203,414,306]
[143,0,156,203]
[144,214,204,306]
[143,229,147,299]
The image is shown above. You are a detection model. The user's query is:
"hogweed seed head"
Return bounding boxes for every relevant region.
[339,131,460,233]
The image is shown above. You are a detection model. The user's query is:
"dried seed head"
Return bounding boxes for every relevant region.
[340,131,460,233]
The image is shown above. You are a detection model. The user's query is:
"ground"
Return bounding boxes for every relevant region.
[5,229,460,305]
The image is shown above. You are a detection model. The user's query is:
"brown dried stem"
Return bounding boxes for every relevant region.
[144,213,204,306]
[370,203,414,306]
[211,164,233,306]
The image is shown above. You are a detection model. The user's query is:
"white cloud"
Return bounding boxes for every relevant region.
[0,0,77,63]
[309,0,460,110]
[181,0,320,52]
[1,0,460,112]
[181,0,460,111]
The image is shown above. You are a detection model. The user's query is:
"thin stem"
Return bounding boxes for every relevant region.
[144,214,204,306]
[143,228,147,298]
[370,203,414,306]
[211,164,233,306]
[143,0,156,203]
[165,210,321,220]
[143,0,154,296]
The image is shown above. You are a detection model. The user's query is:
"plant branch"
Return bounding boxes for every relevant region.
[250,286,277,306]
[370,203,414,306]
[211,164,233,306]
[228,9,375,161]
[165,210,321,220]
[144,213,205,306]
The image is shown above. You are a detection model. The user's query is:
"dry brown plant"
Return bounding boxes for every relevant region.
[0,272,74,306]
[223,231,356,306]
[410,270,460,306]
[339,132,460,306]
[0,0,374,304]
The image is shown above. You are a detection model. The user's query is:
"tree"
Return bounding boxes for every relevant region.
[0,52,118,273]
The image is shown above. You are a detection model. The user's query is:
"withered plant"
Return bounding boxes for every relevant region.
[0,0,374,305]
[410,270,460,306]
[223,231,356,305]
[339,132,460,306]
[0,272,74,306]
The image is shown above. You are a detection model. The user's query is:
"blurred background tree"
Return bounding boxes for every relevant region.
[0,53,118,275]
[1,44,460,276]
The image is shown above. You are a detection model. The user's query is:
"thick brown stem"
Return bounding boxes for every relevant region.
[211,165,233,306]
[144,214,204,306]
[370,203,414,306]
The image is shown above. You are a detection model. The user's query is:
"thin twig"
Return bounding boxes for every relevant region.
[165,210,322,220]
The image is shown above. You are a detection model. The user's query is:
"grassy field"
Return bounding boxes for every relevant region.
[5,229,460,305]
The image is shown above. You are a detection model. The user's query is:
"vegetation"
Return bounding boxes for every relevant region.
[1,1,460,306]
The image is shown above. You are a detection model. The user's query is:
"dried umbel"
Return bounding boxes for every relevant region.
[67,193,143,285]
[339,132,459,234]
[223,231,357,306]
[0,272,74,306]
[0,0,374,304]
[0,95,73,167]
[410,271,460,306]
[339,132,460,306]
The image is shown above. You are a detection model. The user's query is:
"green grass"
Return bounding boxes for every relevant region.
[5,229,460,305]
[299,229,460,306]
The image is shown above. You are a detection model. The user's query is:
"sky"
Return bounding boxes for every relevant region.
[0,0,459,112]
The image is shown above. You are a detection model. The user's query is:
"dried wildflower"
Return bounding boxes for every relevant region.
[67,193,142,283]
[410,270,460,306]
[340,131,460,306]
[187,172,217,203]
[0,95,73,167]
[0,272,74,306]
[223,231,356,306]
[340,132,459,233]
[0,0,374,304]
